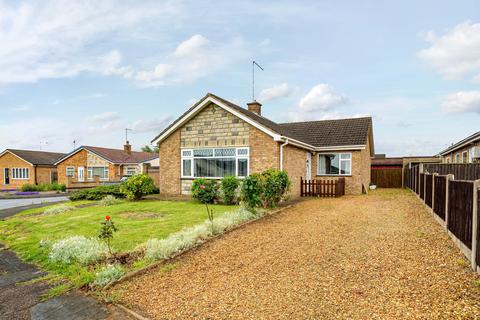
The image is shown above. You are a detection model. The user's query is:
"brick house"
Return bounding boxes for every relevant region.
[54,143,158,189]
[152,93,375,197]
[440,131,480,164]
[0,149,66,190]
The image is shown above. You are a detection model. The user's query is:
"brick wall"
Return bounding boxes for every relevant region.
[0,152,35,189]
[249,126,279,172]
[282,144,307,198]
[441,142,479,164]
[159,129,181,195]
[181,103,249,148]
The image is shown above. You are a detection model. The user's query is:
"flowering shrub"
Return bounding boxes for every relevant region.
[220,176,240,204]
[191,178,219,204]
[49,236,108,265]
[93,264,124,287]
[99,195,120,207]
[43,204,75,215]
[120,174,156,201]
[241,169,291,209]
[145,207,260,261]
[98,215,118,255]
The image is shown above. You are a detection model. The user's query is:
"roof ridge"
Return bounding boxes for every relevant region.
[279,116,372,125]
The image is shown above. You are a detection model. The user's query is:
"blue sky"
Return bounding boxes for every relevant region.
[1,0,479,156]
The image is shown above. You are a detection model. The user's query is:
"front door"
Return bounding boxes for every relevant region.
[4,168,9,185]
[306,152,312,180]
[78,167,85,182]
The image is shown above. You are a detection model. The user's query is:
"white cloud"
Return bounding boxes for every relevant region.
[441,91,480,113]
[418,21,480,81]
[129,116,174,133]
[133,34,248,87]
[0,1,180,85]
[258,83,294,102]
[298,84,347,112]
[86,112,120,123]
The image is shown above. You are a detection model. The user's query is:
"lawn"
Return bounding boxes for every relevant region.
[0,200,238,287]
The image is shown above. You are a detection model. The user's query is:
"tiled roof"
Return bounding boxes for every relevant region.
[278,117,372,147]
[151,93,372,149]
[83,146,158,164]
[439,131,480,155]
[5,149,66,165]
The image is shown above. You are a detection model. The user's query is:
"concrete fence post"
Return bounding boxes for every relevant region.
[445,174,454,229]
[471,180,479,270]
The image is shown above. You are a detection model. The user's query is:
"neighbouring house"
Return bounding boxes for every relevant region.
[439,131,480,164]
[0,149,66,190]
[371,155,440,188]
[54,142,159,189]
[151,93,375,197]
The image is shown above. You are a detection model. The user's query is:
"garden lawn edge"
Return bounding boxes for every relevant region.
[103,204,293,290]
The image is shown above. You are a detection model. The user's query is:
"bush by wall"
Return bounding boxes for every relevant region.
[191,178,219,204]
[241,169,291,209]
[220,176,240,204]
[21,183,66,192]
[120,174,156,201]
[69,185,124,201]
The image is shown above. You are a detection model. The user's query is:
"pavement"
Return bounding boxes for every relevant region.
[0,197,69,211]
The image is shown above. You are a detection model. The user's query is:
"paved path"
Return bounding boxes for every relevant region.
[112,189,480,319]
[0,197,69,210]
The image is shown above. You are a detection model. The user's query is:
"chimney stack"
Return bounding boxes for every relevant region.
[247,101,262,115]
[124,141,132,154]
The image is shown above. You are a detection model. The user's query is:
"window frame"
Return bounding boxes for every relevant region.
[316,152,352,176]
[12,167,29,180]
[66,166,75,178]
[181,147,249,179]
[87,166,109,180]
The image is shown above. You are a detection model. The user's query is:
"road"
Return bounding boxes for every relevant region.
[0,196,69,210]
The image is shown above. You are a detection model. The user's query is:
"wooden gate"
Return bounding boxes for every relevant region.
[300,177,345,197]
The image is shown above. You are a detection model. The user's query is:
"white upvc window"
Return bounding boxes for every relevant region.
[66,166,75,178]
[317,153,352,176]
[87,166,109,180]
[455,153,461,163]
[125,166,138,176]
[12,167,29,179]
[181,147,249,178]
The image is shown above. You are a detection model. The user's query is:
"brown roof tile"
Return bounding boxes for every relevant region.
[83,146,158,164]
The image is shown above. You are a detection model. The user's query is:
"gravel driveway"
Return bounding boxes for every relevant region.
[112,189,480,319]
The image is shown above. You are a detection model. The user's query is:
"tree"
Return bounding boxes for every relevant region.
[141,145,159,153]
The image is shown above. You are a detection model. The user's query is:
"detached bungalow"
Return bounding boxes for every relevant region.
[0,149,66,190]
[440,131,480,164]
[55,142,158,189]
[152,93,374,196]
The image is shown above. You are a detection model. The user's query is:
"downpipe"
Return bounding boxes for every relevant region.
[279,138,289,171]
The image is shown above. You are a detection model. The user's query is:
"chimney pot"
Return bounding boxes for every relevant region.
[124,141,132,154]
[247,101,262,115]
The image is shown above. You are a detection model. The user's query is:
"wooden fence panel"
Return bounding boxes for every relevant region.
[448,180,473,249]
[300,178,345,197]
[477,189,480,270]
[419,173,425,199]
[371,167,403,188]
[433,175,446,220]
[425,174,433,208]
[424,164,480,181]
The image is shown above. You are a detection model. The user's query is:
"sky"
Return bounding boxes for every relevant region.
[0,0,479,156]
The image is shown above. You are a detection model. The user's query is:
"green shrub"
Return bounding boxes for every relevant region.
[240,173,263,210]
[21,183,66,192]
[241,169,291,209]
[191,178,219,204]
[69,185,124,201]
[220,176,240,204]
[48,236,108,265]
[98,195,120,207]
[120,174,156,201]
[93,264,124,287]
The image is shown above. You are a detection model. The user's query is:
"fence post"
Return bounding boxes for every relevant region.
[471,179,479,270]
[445,174,454,229]
[432,173,438,215]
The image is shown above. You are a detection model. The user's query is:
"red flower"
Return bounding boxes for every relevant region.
[200,185,206,190]
[105,215,111,221]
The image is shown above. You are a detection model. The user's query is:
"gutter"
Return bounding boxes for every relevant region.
[279,138,289,171]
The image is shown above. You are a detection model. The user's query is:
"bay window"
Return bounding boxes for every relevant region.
[317,153,352,176]
[12,168,29,179]
[87,166,109,180]
[181,147,249,178]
